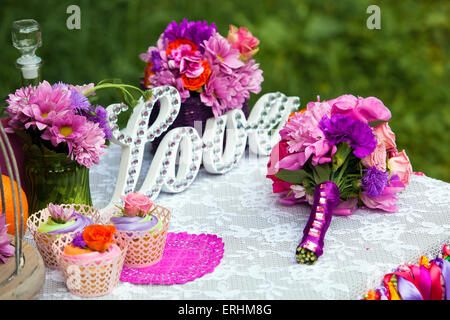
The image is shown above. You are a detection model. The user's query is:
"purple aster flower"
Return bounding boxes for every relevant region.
[360,166,389,198]
[163,19,217,49]
[72,231,88,249]
[70,89,91,112]
[0,215,14,263]
[319,114,377,158]
[77,105,112,140]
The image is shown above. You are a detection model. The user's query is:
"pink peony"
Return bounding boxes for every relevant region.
[360,175,405,212]
[388,150,413,186]
[329,95,392,123]
[120,192,154,217]
[200,68,230,117]
[235,58,263,95]
[227,25,260,61]
[278,101,336,170]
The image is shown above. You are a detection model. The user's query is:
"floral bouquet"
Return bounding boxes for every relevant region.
[267,95,413,264]
[139,19,263,149]
[3,80,149,213]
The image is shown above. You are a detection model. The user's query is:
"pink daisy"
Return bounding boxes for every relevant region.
[23,81,74,131]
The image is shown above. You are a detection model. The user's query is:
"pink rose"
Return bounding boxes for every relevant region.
[374,122,396,152]
[361,122,397,171]
[361,140,387,171]
[227,25,259,61]
[388,150,413,186]
[120,192,154,217]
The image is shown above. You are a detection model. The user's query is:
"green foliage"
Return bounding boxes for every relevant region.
[0,0,448,181]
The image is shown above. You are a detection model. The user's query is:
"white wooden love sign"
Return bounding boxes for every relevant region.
[100,85,300,211]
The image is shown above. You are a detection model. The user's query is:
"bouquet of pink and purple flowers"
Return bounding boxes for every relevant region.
[139,19,263,118]
[4,81,110,168]
[267,95,413,264]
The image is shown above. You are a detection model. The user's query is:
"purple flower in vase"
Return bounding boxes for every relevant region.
[360,166,390,198]
[150,50,162,72]
[78,105,112,140]
[319,114,377,158]
[69,89,91,112]
[163,19,217,49]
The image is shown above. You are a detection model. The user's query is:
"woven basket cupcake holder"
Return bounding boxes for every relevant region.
[28,203,225,297]
[27,204,106,269]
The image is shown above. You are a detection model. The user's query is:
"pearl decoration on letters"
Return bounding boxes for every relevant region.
[100,86,299,213]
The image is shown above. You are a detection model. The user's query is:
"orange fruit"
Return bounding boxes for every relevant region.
[0,174,28,235]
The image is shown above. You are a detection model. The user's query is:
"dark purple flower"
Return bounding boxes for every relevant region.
[78,105,112,139]
[319,114,377,158]
[360,166,389,197]
[163,19,217,49]
[72,231,88,249]
[150,51,162,72]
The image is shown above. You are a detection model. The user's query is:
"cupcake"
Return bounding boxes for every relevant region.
[57,225,127,297]
[110,192,171,267]
[27,203,96,269]
[38,203,93,235]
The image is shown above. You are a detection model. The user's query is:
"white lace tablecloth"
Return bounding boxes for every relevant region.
[28,144,450,300]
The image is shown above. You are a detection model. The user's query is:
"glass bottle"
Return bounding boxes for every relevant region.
[11,19,43,87]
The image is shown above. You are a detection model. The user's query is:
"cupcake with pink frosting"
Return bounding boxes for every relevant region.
[110,192,163,235]
[58,224,127,297]
[110,192,170,267]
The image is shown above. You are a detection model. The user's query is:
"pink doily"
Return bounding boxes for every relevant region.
[120,232,224,285]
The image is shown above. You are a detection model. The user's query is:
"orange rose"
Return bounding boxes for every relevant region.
[182,60,211,91]
[82,225,116,252]
[143,62,154,88]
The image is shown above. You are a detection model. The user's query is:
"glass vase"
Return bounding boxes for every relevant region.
[24,151,92,215]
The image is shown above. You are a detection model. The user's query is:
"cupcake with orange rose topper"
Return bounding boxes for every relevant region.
[56,224,127,297]
[109,192,171,267]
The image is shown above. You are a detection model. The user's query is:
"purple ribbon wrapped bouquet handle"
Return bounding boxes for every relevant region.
[296,181,340,264]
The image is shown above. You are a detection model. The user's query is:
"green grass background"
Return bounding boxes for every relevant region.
[0,0,449,181]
